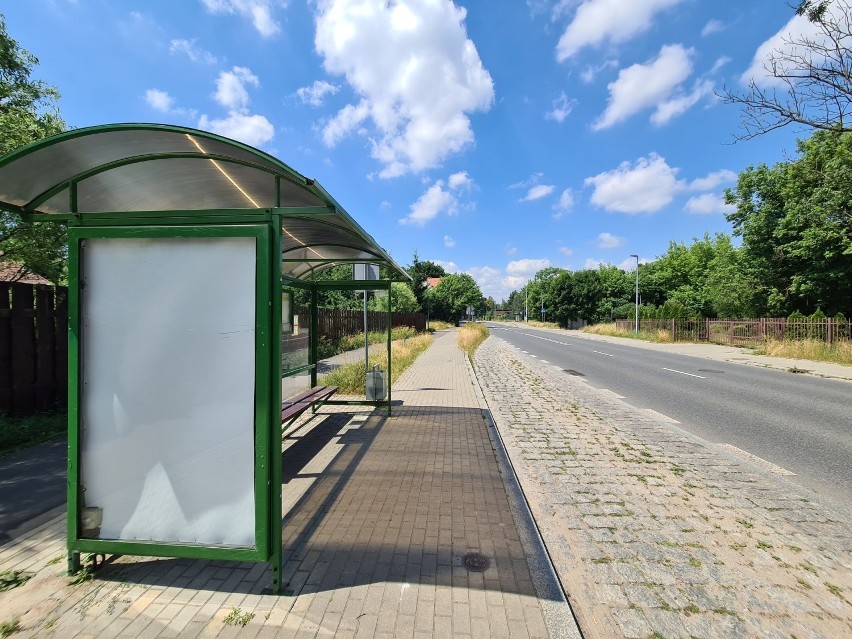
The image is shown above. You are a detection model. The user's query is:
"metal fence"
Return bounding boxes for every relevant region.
[614,318,852,346]
[0,282,68,416]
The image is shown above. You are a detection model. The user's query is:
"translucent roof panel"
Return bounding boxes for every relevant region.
[0,123,409,281]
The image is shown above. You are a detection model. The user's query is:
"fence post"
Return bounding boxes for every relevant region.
[11,283,37,415]
[36,287,56,411]
[0,283,11,413]
[827,317,833,346]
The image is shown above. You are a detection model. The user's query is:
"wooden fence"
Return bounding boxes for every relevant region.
[298,308,426,340]
[614,317,852,346]
[0,283,68,416]
[0,291,426,417]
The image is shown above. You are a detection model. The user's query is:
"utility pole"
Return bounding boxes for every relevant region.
[630,254,639,334]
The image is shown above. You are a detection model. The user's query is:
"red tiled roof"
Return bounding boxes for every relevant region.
[0,262,53,285]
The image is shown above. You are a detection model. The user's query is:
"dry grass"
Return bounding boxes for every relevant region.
[428,320,453,331]
[318,333,434,394]
[457,322,489,359]
[755,338,852,366]
[525,320,560,329]
[583,322,674,343]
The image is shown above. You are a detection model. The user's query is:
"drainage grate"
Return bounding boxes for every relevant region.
[563,369,585,377]
[462,552,490,572]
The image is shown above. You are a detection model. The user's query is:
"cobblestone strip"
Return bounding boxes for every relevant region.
[473,335,852,639]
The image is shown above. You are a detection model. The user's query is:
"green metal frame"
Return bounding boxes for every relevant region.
[66,222,277,575]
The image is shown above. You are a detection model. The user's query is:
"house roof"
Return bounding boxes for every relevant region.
[0,262,52,285]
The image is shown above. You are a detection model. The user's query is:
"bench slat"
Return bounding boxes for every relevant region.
[281,386,338,427]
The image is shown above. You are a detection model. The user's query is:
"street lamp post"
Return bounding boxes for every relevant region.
[630,254,639,334]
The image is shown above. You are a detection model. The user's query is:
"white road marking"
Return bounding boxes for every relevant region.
[593,350,613,357]
[540,359,549,364]
[640,408,680,424]
[717,444,796,476]
[662,367,705,379]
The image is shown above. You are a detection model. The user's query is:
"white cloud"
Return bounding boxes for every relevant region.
[145,89,174,112]
[506,258,550,277]
[545,92,576,122]
[322,100,370,146]
[710,56,731,74]
[399,170,475,226]
[169,38,217,63]
[558,246,574,256]
[556,0,683,61]
[521,184,556,202]
[214,66,259,110]
[434,260,458,274]
[585,152,681,214]
[552,188,574,219]
[201,0,283,37]
[198,112,275,146]
[444,235,456,248]
[506,245,518,256]
[400,180,455,226]
[199,66,274,147]
[688,169,736,191]
[315,0,494,178]
[448,171,473,190]
[701,19,725,37]
[596,232,625,249]
[296,80,340,106]
[580,59,618,84]
[594,44,695,130]
[684,192,735,215]
[584,258,603,270]
[651,79,714,126]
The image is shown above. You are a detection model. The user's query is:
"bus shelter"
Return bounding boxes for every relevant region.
[0,124,409,591]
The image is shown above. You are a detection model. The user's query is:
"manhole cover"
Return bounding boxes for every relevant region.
[563,369,585,377]
[462,553,490,572]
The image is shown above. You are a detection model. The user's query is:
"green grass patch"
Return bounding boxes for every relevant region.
[318,333,433,394]
[223,607,254,627]
[0,619,21,638]
[0,412,66,457]
[457,322,489,359]
[0,571,31,593]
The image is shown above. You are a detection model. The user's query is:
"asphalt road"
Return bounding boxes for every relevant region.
[487,323,852,509]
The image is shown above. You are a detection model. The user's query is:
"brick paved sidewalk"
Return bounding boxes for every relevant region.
[0,329,566,638]
[474,335,852,639]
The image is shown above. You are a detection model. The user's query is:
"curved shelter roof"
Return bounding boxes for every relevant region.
[0,123,407,281]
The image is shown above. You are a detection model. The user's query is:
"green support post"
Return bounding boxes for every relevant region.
[387,282,392,416]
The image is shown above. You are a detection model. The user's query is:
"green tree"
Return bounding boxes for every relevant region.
[405,252,446,311]
[725,130,852,316]
[368,281,419,313]
[424,273,483,323]
[0,15,67,283]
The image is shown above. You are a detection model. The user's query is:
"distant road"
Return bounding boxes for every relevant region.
[486,323,852,510]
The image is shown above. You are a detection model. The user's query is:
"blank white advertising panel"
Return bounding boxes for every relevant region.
[80,237,257,547]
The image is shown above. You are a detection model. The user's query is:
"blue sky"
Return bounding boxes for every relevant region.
[4,0,817,301]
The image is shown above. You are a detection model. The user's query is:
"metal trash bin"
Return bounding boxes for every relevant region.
[366,365,387,401]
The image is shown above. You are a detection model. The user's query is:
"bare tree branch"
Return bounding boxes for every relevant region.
[719,0,852,139]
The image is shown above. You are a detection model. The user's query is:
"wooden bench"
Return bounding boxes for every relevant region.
[281,386,338,433]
